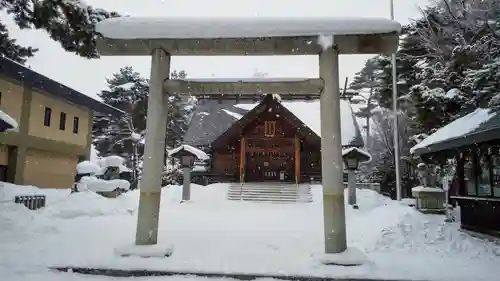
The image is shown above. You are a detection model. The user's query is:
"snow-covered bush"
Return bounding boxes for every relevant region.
[73,155,135,195]
[77,176,130,193]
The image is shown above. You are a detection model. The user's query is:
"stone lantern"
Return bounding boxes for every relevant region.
[342,148,371,209]
[169,145,209,201]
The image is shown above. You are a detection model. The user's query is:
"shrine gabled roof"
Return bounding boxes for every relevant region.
[183,94,364,148]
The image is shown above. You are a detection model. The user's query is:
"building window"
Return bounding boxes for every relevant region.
[492,148,500,197]
[264,121,276,137]
[73,117,79,134]
[59,112,66,131]
[477,152,492,196]
[464,153,476,196]
[44,107,52,127]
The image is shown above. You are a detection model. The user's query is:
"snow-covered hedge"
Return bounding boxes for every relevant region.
[76,176,130,193]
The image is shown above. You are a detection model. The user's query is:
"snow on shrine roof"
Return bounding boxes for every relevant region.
[183,97,364,148]
[96,17,401,40]
[411,108,499,155]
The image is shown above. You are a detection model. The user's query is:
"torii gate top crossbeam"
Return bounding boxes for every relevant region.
[164,78,324,96]
[95,17,401,56]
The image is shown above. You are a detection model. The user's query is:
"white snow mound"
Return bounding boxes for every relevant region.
[77,176,130,192]
[76,161,101,175]
[103,155,125,167]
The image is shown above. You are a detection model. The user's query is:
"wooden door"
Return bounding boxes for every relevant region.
[245,151,294,182]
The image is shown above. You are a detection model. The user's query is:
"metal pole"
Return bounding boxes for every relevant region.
[135,49,170,245]
[319,40,347,254]
[390,0,402,201]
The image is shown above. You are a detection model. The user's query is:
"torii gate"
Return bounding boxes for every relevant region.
[95,17,400,258]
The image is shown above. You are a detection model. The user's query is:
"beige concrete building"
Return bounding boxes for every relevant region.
[0,57,123,189]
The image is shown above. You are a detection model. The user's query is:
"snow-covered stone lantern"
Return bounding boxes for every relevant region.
[169,145,210,201]
[342,147,371,209]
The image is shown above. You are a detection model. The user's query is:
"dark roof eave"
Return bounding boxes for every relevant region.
[0,57,124,118]
[91,103,125,117]
[413,128,500,156]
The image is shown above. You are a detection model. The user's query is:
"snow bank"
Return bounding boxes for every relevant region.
[169,144,209,160]
[77,176,130,192]
[96,17,401,40]
[0,182,70,205]
[40,191,138,219]
[3,182,500,281]
[162,183,228,203]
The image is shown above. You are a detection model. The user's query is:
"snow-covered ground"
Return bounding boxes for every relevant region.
[1,182,500,281]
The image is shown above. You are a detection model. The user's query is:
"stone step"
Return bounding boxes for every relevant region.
[228,197,313,203]
[228,186,309,191]
[227,183,313,204]
[227,189,302,194]
[230,195,304,201]
[229,195,309,200]
[228,186,303,189]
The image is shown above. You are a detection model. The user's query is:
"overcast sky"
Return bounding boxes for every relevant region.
[3,0,431,100]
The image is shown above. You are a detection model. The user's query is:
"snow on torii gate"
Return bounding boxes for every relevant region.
[95,17,401,259]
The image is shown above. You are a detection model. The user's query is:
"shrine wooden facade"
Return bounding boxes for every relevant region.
[210,95,322,183]
[183,94,364,184]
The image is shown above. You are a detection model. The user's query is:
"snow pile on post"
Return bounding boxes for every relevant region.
[342,147,372,162]
[169,144,209,160]
[0,109,18,132]
[412,186,445,193]
[130,132,142,141]
[103,155,126,167]
[317,34,334,50]
[114,243,173,258]
[313,247,368,266]
[76,161,101,175]
[95,17,401,39]
[410,108,496,153]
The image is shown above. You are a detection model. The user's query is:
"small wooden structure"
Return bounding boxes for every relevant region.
[411,108,500,236]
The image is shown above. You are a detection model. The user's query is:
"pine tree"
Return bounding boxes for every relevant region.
[166,70,193,149]
[93,67,149,178]
[463,57,500,108]
[0,0,119,62]
[94,67,194,184]
[0,22,37,63]
[349,57,379,147]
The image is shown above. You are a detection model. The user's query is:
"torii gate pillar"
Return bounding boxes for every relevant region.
[319,42,347,254]
[135,49,170,245]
